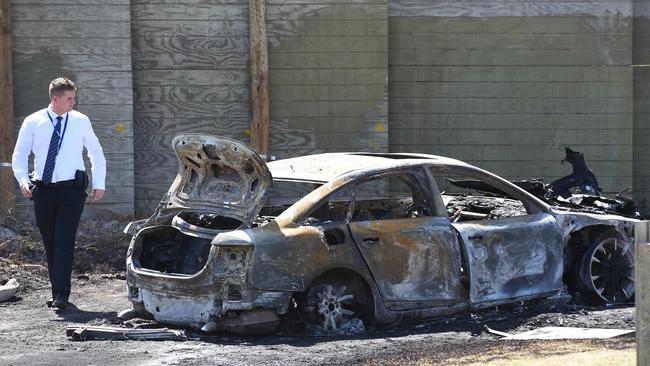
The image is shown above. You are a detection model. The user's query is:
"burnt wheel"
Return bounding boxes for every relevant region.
[578,230,635,304]
[300,276,371,333]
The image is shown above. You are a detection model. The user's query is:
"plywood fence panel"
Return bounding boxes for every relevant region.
[132,0,390,214]
[131,0,251,213]
[389,0,633,195]
[12,0,638,215]
[266,0,388,161]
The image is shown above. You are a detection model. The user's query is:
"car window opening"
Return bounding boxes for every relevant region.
[301,173,433,225]
[431,172,529,221]
[350,173,431,222]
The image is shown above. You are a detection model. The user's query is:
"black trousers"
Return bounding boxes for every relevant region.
[33,185,85,300]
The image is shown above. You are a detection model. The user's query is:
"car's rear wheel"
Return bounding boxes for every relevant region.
[578,229,635,304]
[300,275,371,333]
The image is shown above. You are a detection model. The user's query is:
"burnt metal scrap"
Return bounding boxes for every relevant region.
[449,147,640,219]
[66,325,186,341]
[552,192,639,218]
[547,147,601,198]
[524,147,639,219]
[445,195,527,220]
[121,135,639,336]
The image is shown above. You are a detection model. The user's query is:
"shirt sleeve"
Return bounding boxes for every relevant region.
[83,118,107,190]
[11,118,34,187]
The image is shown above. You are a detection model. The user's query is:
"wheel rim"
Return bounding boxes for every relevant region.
[315,285,355,332]
[583,237,635,303]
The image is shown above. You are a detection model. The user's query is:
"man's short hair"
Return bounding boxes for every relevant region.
[49,77,77,98]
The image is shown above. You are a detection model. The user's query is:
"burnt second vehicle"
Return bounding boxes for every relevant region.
[122,135,636,334]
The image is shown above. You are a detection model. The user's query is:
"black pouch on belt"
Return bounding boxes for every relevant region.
[28,179,38,201]
[75,170,89,191]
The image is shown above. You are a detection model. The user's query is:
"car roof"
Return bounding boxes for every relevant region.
[267,152,470,183]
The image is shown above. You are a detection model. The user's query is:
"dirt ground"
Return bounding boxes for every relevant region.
[0,217,636,365]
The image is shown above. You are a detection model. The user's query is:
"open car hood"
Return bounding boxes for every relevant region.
[166,134,273,226]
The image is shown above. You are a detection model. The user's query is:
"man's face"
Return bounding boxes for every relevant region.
[51,90,76,113]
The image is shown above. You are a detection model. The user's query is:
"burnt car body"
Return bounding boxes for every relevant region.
[123,135,637,334]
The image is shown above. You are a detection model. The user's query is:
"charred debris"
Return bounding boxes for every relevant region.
[450,147,641,219]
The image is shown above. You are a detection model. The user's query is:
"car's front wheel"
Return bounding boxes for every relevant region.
[578,229,635,304]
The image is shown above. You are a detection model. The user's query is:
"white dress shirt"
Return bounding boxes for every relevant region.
[12,104,106,190]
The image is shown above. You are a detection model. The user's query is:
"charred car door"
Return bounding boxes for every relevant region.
[453,214,563,304]
[430,166,564,305]
[347,169,464,308]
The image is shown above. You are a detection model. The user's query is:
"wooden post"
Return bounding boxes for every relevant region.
[0,0,15,217]
[248,0,269,158]
[637,221,650,366]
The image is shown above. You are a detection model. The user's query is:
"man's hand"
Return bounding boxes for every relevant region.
[92,189,105,202]
[20,183,32,198]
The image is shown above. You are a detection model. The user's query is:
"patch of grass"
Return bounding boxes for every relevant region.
[417,340,635,366]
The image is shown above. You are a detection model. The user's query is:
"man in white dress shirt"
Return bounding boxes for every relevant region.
[12,77,106,310]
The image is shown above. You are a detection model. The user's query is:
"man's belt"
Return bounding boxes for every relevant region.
[34,179,77,188]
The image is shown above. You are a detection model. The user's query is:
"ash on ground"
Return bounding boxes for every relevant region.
[308,318,366,337]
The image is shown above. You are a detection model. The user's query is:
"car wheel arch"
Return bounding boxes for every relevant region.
[564,224,635,304]
[564,224,621,268]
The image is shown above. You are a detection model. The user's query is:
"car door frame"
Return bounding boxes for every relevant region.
[345,166,466,310]
[428,164,565,307]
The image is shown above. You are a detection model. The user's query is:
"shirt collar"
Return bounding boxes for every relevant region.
[47,104,67,119]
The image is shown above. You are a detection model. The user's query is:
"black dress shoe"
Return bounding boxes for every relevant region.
[52,296,68,310]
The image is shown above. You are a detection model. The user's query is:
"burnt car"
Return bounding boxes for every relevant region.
[122,135,637,334]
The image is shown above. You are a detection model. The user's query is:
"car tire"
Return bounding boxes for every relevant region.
[300,276,371,333]
[577,229,635,304]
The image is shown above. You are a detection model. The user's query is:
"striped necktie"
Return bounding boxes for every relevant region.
[42,116,63,184]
